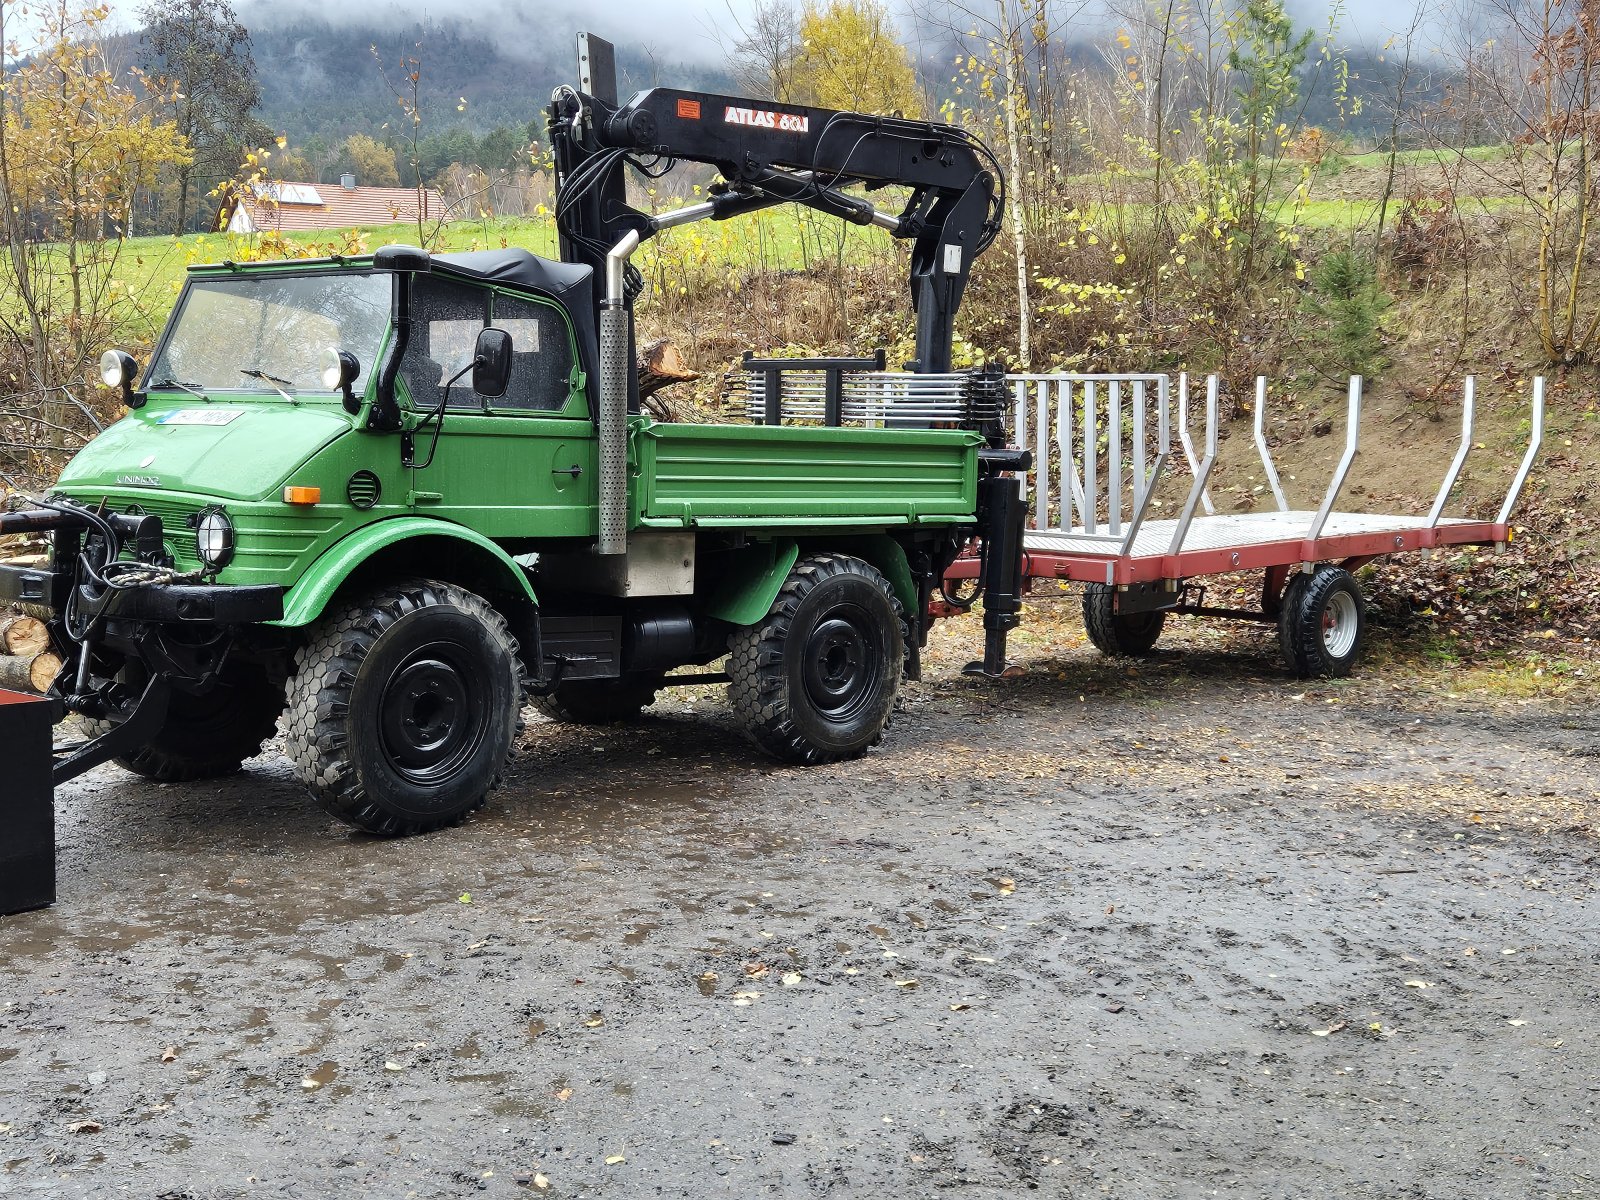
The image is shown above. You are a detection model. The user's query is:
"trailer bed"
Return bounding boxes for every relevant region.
[944,372,1539,592]
[1013,510,1506,586]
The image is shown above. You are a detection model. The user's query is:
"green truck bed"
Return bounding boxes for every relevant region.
[631,420,983,530]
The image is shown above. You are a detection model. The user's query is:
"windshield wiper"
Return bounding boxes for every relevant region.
[149,378,210,403]
[240,368,299,406]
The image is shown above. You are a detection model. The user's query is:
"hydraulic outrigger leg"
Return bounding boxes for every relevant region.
[965,447,1031,678]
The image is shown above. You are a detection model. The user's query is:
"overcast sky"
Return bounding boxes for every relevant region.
[76,0,1435,54]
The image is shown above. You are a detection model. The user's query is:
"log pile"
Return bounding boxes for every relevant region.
[0,613,61,694]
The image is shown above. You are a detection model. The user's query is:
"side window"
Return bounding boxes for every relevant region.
[399,278,488,410]
[490,292,576,412]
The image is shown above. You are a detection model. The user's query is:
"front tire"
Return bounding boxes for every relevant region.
[1082,582,1166,656]
[728,553,904,765]
[284,579,521,836]
[1278,565,1365,678]
[80,662,284,783]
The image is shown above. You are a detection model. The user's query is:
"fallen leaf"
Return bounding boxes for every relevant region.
[533,1173,550,1190]
[555,1088,573,1101]
[385,1061,404,1072]
[605,1155,626,1165]
[949,1003,971,1011]
[161,1045,178,1063]
[744,962,769,978]
[1403,980,1432,989]
[1507,1019,1528,1027]
[781,972,802,987]
[584,1015,604,1028]
[458,893,472,904]
[300,1078,322,1091]
[68,1120,102,1134]
[997,878,1016,895]
[893,979,919,989]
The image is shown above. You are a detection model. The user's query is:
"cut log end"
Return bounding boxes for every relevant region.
[638,338,700,404]
[0,649,62,694]
[0,615,49,658]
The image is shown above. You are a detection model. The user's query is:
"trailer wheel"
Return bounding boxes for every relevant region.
[284,579,521,836]
[531,672,663,725]
[1278,565,1365,679]
[1081,582,1166,657]
[79,663,284,783]
[728,553,904,765]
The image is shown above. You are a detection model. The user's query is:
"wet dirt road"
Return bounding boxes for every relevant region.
[2,618,1597,1199]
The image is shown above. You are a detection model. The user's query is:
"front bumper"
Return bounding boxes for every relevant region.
[0,561,284,624]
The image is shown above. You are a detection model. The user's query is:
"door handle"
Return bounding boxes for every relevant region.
[552,464,582,478]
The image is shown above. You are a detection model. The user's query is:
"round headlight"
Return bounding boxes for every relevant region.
[320,347,344,390]
[196,509,234,570]
[100,348,134,388]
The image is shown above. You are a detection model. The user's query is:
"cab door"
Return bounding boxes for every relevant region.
[401,278,596,541]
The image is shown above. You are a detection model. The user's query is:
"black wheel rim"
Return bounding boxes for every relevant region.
[801,603,885,722]
[377,639,488,786]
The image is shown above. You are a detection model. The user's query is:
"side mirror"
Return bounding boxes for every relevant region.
[99,349,140,410]
[321,348,362,415]
[473,328,512,399]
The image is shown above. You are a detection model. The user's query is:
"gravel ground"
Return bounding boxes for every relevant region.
[1,614,1597,1199]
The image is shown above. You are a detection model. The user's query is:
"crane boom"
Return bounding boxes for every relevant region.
[546,36,1003,376]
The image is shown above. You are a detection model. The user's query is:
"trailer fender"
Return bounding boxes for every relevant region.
[273,518,538,628]
[705,539,799,626]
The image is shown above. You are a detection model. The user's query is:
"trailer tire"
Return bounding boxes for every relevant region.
[728,553,903,765]
[1082,582,1166,657]
[530,673,663,725]
[79,663,284,783]
[1278,565,1365,679]
[284,579,521,836]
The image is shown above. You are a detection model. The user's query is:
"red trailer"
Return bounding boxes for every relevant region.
[942,372,1544,677]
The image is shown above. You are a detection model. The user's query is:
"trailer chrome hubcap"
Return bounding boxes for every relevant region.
[379,645,485,784]
[1321,591,1358,658]
[803,609,881,720]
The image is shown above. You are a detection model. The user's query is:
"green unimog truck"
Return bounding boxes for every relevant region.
[0,39,1030,835]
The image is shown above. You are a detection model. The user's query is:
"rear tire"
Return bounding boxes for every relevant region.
[1082,582,1166,657]
[80,663,284,783]
[1278,565,1365,678]
[728,553,904,765]
[530,672,663,725]
[284,579,521,836]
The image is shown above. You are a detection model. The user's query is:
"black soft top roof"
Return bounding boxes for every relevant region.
[430,248,593,306]
[422,247,599,378]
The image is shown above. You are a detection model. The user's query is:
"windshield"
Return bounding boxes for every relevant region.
[146,271,391,395]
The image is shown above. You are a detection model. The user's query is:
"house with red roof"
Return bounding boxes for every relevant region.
[219,174,449,234]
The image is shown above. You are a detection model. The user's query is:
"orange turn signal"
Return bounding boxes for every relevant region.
[283,486,321,505]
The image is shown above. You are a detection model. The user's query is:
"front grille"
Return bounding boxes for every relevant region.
[106,496,202,568]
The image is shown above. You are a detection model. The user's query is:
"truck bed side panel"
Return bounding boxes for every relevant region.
[633,422,981,528]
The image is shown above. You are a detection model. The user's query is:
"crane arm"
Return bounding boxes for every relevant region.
[546,40,1003,374]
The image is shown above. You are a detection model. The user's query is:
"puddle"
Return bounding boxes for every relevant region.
[867,925,889,939]
[454,1036,482,1060]
[0,1049,17,1064]
[623,923,658,946]
[696,973,718,998]
[306,1060,339,1088]
[526,1020,547,1042]
[490,1096,547,1121]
